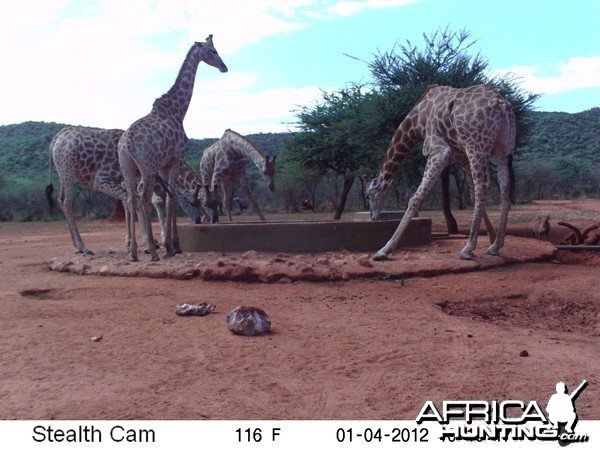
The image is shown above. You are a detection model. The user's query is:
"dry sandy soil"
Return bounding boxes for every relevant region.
[1,199,599,420]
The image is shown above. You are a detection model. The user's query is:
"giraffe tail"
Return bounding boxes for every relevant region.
[154,173,174,198]
[508,154,516,204]
[45,185,55,214]
[46,141,55,214]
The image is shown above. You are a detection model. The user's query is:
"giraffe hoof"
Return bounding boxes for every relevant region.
[486,247,500,256]
[151,255,160,262]
[458,251,474,260]
[372,251,389,261]
[129,255,139,262]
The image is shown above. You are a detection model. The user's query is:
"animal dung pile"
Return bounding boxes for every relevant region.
[175,302,216,316]
[226,306,271,336]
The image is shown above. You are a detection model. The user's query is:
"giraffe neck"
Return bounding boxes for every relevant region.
[152,45,202,121]
[225,130,266,171]
[178,162,200,189]
[378,106,424,183]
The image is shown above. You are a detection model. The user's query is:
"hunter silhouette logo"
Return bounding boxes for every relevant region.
[416,379,589,444]
[546,380,588,446]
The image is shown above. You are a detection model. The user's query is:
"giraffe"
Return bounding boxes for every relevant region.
[200,129,277,221]
[118,35,227,261]
[365,84,516,261]
[48,126,216,255]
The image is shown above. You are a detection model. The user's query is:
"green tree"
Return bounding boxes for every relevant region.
[289,85,385,219]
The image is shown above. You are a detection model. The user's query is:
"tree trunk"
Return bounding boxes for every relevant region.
[441,167,459,234]
[359,178,368,210]
[452,169,466,210]
[332,176,355,220]
[393,185,402,208]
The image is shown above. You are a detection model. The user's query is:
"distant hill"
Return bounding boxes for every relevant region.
[517,108,600,166]
[0,122,294,180]
[0,109,598,181]
[0,121,66,179]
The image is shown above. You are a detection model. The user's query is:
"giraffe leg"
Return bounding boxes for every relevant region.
[123,201,150,252]
[124,206,131,248]
[167,168,182,256]
[58,180,94,255]
[158,167,180,257]
[487,155,511,256]
[461,162,496,243]
[137,176,160,261]
[459,155,491,260]
[119,151,141,262]
[151,191,167,247]
[124,187,139,262]
[91,173,138,251]
[374,146,451,260]
[440,166,459,234]
[168,196,182,255]
[164,193,175,257]
[239,174,266,221]
[221,179,233,222]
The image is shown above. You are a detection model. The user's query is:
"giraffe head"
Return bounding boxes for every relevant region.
[195,34,228,73]
[260,155,277,192]
[175,186,203,224]
[365,175,390,220]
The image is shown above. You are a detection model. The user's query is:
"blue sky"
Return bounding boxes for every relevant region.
[1,0,598,138]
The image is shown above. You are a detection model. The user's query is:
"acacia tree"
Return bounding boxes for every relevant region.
[289,85,386,219]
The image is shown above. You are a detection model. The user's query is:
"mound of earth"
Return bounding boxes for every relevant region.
[49,237,555,282]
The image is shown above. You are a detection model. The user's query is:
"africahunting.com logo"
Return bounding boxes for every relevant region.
[417,380,589,445]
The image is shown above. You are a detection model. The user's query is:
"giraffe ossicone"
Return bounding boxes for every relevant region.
[366,84,516,261]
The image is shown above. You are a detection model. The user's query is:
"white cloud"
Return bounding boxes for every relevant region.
[0,0,420,134]
[184,85,327,137]
[327,0,419,16]
[494,57,600,95]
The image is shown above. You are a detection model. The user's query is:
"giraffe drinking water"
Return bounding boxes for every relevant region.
[365,84,516,261]
[200,129,277,222]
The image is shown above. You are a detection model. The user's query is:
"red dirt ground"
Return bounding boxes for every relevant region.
[0,199,599,420]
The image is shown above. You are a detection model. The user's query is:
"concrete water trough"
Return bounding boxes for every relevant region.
[179,213,431,253]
